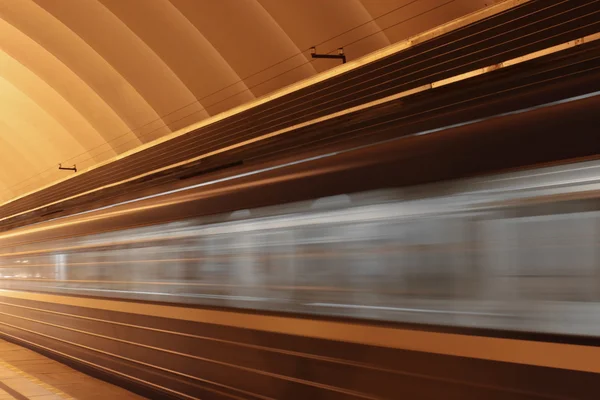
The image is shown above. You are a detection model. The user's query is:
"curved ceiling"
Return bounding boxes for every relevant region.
[0,0,491,203]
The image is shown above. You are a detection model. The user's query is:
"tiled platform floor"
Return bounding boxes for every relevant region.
[0,340,145,400]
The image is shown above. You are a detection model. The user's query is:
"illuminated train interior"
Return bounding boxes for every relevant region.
[2,157,600,339]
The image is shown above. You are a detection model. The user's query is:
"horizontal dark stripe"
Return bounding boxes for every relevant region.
[2,288,600,348]
[0,293,599,399]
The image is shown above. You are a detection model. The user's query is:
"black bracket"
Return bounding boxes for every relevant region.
[58,164,77,173]
[310,47,346,64]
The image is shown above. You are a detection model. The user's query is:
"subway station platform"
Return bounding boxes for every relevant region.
[0,339,143,400]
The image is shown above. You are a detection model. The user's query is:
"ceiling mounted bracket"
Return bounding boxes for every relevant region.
[58,164,77,173]
[310,47,346,64]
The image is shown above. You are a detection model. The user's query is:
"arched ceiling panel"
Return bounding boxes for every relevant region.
[0,50,114,162]
[170,0,317,98]
[0,0,169,143]
[0,0,495,204]
[0,76,87,168]
[0,134,68,203]
[99,0,255,118]
[0,17,140,155]
[31,0,206,137]
[0,133,37,194]
[0,122,75,202]
[259,0,390,73]
[0,121,51,179]
[0,81,88,200]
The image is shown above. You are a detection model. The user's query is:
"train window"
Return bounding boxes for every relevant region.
[490,212,598,302]
[339,221,388,305]
[514,214,596,277]
[399,218,469,299]
[54,253,67,281]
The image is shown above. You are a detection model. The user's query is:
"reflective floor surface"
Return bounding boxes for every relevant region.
[0,339,143,400]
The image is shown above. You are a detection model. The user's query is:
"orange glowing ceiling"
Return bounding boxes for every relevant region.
[0,0,491,203]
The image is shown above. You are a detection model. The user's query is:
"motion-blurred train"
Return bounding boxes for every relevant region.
[1,151,599,337]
